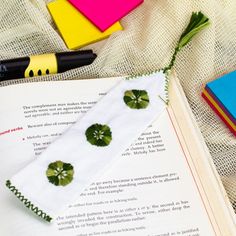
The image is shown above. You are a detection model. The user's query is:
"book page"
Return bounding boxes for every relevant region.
[168,77,236,235]
[0,78,233,236]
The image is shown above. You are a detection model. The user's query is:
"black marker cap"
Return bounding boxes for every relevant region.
[56,50,97,73]
[0,57,30,80]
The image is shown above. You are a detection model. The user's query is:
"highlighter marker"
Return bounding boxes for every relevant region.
[0,50,97,81]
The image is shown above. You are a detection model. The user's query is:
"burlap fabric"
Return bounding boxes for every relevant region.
[1,0,236,212]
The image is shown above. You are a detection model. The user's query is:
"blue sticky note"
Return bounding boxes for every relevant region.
[206,70,236,121]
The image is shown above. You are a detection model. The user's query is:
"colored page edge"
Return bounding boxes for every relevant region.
[206,85,236,124]
[205,86,236,124]
[202,89,236,136]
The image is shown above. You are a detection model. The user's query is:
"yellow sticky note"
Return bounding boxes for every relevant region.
[47,0,123,50]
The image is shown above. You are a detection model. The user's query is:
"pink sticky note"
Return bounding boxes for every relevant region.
[68,0,144,32]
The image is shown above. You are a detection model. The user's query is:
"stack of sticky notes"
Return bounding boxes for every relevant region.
[69,0,144,32]
[202,71,236,136]
[47,0,144,50]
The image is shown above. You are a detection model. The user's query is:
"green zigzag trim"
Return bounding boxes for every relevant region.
[163,72,170,105]
[125,69,162,80]
[6,180,52,222]
[126,69,170,105]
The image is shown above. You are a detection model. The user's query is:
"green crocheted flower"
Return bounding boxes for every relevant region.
[86,123,112,147]
[123,90,149,109]
[46,161,74,186]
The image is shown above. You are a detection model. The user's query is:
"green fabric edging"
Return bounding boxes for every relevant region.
[6,180,52,222]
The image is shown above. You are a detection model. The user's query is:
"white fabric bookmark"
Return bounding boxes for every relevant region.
[5,11,210,223]
[6,71,167,222]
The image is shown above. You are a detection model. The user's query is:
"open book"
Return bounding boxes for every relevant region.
[0,75,235,236]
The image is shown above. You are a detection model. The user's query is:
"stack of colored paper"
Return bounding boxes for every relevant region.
[202,71,236,136]
[47,0,144,50]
